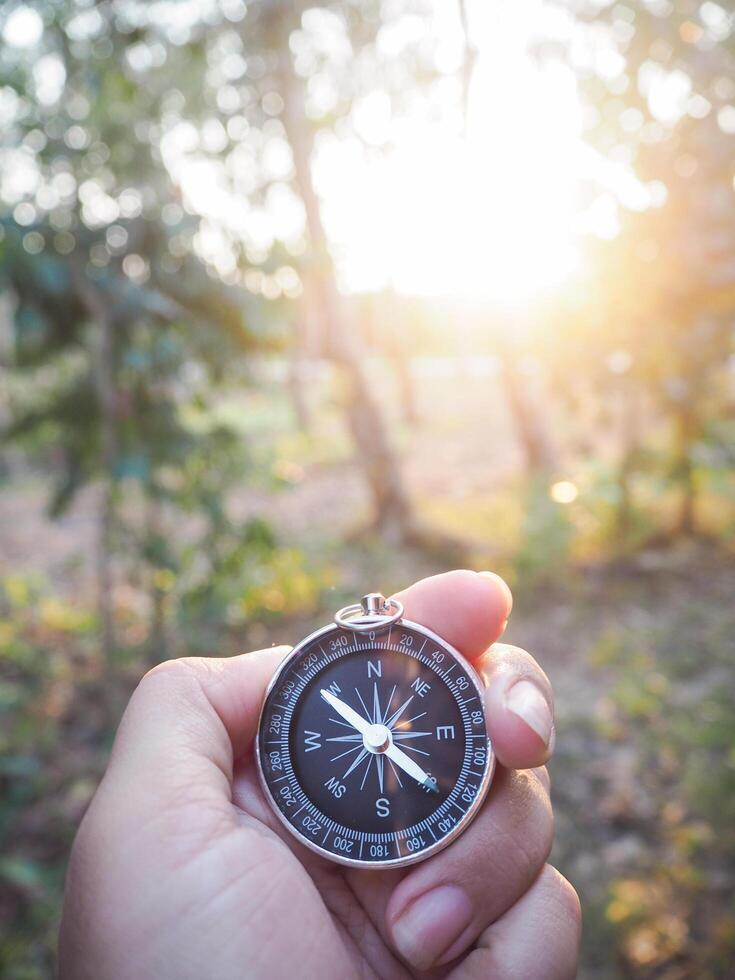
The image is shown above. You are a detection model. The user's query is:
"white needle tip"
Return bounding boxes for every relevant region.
[423,777,439,793]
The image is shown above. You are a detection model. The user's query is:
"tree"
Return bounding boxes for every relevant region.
[540,0,735,541]
[0,1,282,660]
[271,2,414,537]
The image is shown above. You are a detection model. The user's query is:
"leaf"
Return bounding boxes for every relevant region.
[0,856,46,895]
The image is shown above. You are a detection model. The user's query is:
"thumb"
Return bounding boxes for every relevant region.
[100,647,290,826]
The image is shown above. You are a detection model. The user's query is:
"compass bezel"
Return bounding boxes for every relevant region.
[254,616,495,870]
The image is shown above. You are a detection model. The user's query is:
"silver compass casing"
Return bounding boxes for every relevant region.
[255,608,495,870]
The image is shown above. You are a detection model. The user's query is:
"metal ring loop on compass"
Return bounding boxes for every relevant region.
[334,596,404,634]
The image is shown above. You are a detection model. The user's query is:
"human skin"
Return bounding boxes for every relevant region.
[59,570,581,979]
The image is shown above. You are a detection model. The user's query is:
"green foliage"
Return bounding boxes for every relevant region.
[514,476,573,581]
[0,1,299,667]
[581,580,735,977]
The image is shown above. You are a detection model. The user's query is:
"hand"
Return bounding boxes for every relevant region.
[59,571,581,978]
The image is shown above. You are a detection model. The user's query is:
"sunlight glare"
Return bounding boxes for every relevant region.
[322,0,585,307]
[2,6,44,48]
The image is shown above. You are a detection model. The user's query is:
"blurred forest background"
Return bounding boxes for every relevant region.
[1,0,734,977]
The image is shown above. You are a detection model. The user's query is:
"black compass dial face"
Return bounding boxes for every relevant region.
[257,621,493,867]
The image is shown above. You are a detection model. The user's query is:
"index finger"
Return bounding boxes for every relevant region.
[392,569,512,659]
[395,570,554,770]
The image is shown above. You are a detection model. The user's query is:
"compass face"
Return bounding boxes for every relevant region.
[256,619,494,868]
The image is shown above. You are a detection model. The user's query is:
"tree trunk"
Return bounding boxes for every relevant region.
[391,349,419,428]
[615,383,639,540]
[458,0,477,137]
[286,303,312,431]
[456,11,557,477]
[385,293,419,427]
[498,336,558,474]
[672,409,697,537]
[145,495,169,665]
[278,32,414,537]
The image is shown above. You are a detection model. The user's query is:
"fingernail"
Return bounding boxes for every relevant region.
[505,679,553,745]
[391,885,473,970]
[478,570,513,614]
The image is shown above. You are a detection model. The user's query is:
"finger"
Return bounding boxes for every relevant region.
[480,642,556,769]
[393,569,512,661]
[533,765,551,794]
[381,766,552,971]
[452,865,581,980]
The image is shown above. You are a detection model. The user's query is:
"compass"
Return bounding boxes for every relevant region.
[255,592,495,869]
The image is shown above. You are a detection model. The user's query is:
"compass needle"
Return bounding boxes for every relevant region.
[321,689,371,735]
[257,592,493,867]
[329,717,355,730]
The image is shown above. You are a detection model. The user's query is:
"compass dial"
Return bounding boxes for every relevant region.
[256,618,494,868]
